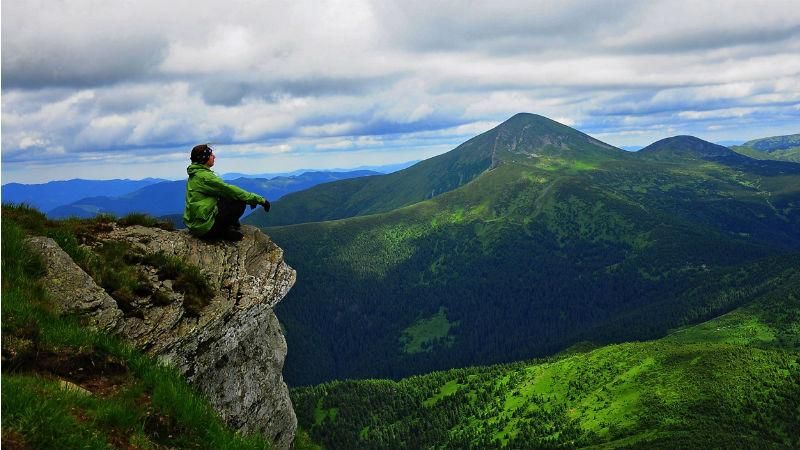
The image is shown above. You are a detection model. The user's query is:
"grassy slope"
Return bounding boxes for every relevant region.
[266,142,800,385]
[244,132,494,227]
[731,134,800,163]
[731,145,800,163]
[292,271,800,449]
[0,206,286,449]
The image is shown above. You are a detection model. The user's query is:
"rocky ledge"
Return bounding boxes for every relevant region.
[27,225,297,449]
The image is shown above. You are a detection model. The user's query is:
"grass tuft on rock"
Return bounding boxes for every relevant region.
[140,251,215,316]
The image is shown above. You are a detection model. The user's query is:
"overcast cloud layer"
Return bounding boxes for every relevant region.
[3,0,800,183]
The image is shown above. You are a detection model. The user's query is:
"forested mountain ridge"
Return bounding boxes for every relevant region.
[731,133,800,163]
[637,135,738,160]
[741,133,800,152]
[292,268,800,448]
[639,135,800,174]
[259,114,800,386]
[246,113,626,228]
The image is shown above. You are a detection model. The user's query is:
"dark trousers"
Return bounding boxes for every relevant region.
[205,197,246,238]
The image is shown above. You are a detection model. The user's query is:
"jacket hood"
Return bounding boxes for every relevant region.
[187,163,211,176]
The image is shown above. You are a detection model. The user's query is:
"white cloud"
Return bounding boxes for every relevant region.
[299,122,361,137]
[3,0,800,183]
[18,136,49,150]
[161,26,260,74]
[313,135,384,150]
[678,108,756,120]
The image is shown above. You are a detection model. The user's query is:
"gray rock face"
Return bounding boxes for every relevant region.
[28,225,297,449]
[26,236,123,332]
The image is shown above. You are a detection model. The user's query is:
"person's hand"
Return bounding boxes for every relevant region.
[262,199,271,212]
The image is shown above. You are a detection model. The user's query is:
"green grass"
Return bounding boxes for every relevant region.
[400,307,459,354]
[2,375,111,450]
[138,251,214,316]
[667,313,776,346]
[312,398,338,426]
[1,210,281,449]
[422,379,463,407]
[666,270,800,350]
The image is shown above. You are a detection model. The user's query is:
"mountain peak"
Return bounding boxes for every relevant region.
[505,112,553,123]
[485,112,622,161]
[496,113,580,135]
[638,135,737,160]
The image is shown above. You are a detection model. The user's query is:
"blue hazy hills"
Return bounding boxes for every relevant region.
[2,170,386,219]
[1,178,167,213]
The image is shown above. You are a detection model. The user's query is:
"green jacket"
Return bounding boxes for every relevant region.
[183,164,265,236]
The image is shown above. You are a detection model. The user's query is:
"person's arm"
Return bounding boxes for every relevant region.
[195,172,265,205]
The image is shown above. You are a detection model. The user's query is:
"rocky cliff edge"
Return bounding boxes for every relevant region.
[27,224,297,449]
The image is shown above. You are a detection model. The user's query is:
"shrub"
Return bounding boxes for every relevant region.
[2,218,46,280]
[141,252,181,280]
[175,269,215,317]
[119,213,175,231]
[152,289,173,306]
[1,203,49,235]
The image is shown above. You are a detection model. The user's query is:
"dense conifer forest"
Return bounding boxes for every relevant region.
[292,272,800,448]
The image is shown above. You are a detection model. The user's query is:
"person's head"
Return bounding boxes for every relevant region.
[190,144,215,167]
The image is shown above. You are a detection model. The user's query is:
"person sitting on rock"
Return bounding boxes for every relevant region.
[183,144,270,241]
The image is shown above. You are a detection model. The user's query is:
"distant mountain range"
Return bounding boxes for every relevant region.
[42,170,380,219]
[2,161,416,219]
[2,171,380,219]
[1,178,167,213]
[243,113,800,386]
[220,160,418,180]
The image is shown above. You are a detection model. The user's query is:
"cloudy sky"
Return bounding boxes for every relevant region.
[2,0,799,183]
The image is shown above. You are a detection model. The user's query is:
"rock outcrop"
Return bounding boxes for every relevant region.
[28,236,123,332]
[28,225,297,449]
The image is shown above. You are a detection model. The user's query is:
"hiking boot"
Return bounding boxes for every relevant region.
[219,228,244,241]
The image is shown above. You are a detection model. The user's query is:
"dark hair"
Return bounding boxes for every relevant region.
[190,144,213,164]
